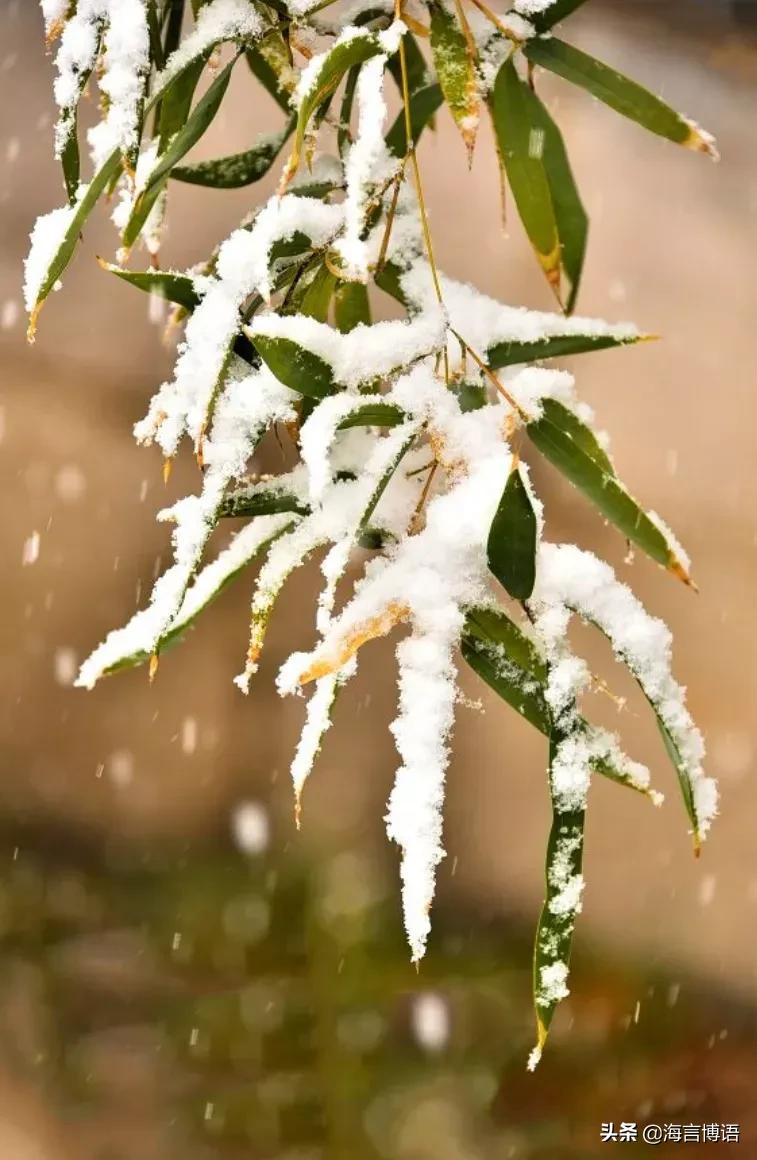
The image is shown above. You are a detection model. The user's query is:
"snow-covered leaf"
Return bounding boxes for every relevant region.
[530,0,589,32]
[525,38,718,156]
[487,327,642,368]
[429,2,479,162]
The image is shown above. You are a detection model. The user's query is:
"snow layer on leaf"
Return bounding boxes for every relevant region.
[514,0,556,14]
[51,0,104,150]
[248,310,446,390]
[300,393,389,502]
[23,201,76,313]
[136,197,341,454]
[529,543,717,835]
[40,0,68,34]
[335,54,398,279]
[158,0,263,88]
[87,0,150,169]
[279,366,512,960]
[79,367,295,687]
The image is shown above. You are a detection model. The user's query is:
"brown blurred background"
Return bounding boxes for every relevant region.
[1,0,757,1156]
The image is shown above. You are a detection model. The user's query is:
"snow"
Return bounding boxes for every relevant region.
[136,198,341,455]
[86,0,150,169]
[335,54,398,278]
[40,0,68,34]
[514,0,556,14]
[157,0,263,88]
[23,201,76,314]
[248,309,446,390]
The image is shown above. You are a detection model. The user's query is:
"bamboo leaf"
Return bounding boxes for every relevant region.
[526,398,690,576]
[172,119,294,188]
[336,401,406,428]
[295,263,337,323]
[385,82,444,157]
[26,150,122,338]
[251,335,336,398]
[123,56,238,248]
[246,30,295,113]
[529,89,588,313]
[487,463,538,601]
[334,281,371,333]
[387,32,428,96]
[99,262,201,311]
[487,328,640,367]
[524,38,717,156]
[491,59,561,294]
[219,489,309,519]
[531,740,585,1065]
[429,2,479,162]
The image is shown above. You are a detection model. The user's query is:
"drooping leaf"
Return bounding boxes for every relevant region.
[525,38,717,155]
[26,150,122,338]
[123,55,239,248]
[100,262,201,311]
[251,335,336,398]
[429,2,479,161]
[527,398,690,577]
[172,119,294,188]
[531,738,586,1064]
[487,463,538,601]
[334,281,371,333]
[491,59,561,294]
[529,88,588,313]
[338,64,361,157]
[385,82,444,157]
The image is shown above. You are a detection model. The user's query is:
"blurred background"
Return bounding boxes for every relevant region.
[2,0,757,1155]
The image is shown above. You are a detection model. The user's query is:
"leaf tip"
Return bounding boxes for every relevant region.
[683,120,719,161]
[149,652,160,682]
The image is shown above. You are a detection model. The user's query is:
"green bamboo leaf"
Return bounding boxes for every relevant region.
[387,31,428,96]
[246,29,295,113]
[336,401,406,428]
[295,263,337,323]
[157,57,208,148]
[172,119,294,188]
[531,739,585,1066]
[453,382,487,412]
[429,2,479,161]
[487,328,640,367]
[527,398,691,579]
[285,31,390,184]
[385,83,444,157]
[334,281,371,333]
[491,59,561,295]
[530,89,588,313]
[251,335,336,398]
[219,489,309,519]
[123,56,238,249]
[338,64,361,157]
[524,38,717,156]
[487,463,538,600]
[99,262,201,311]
